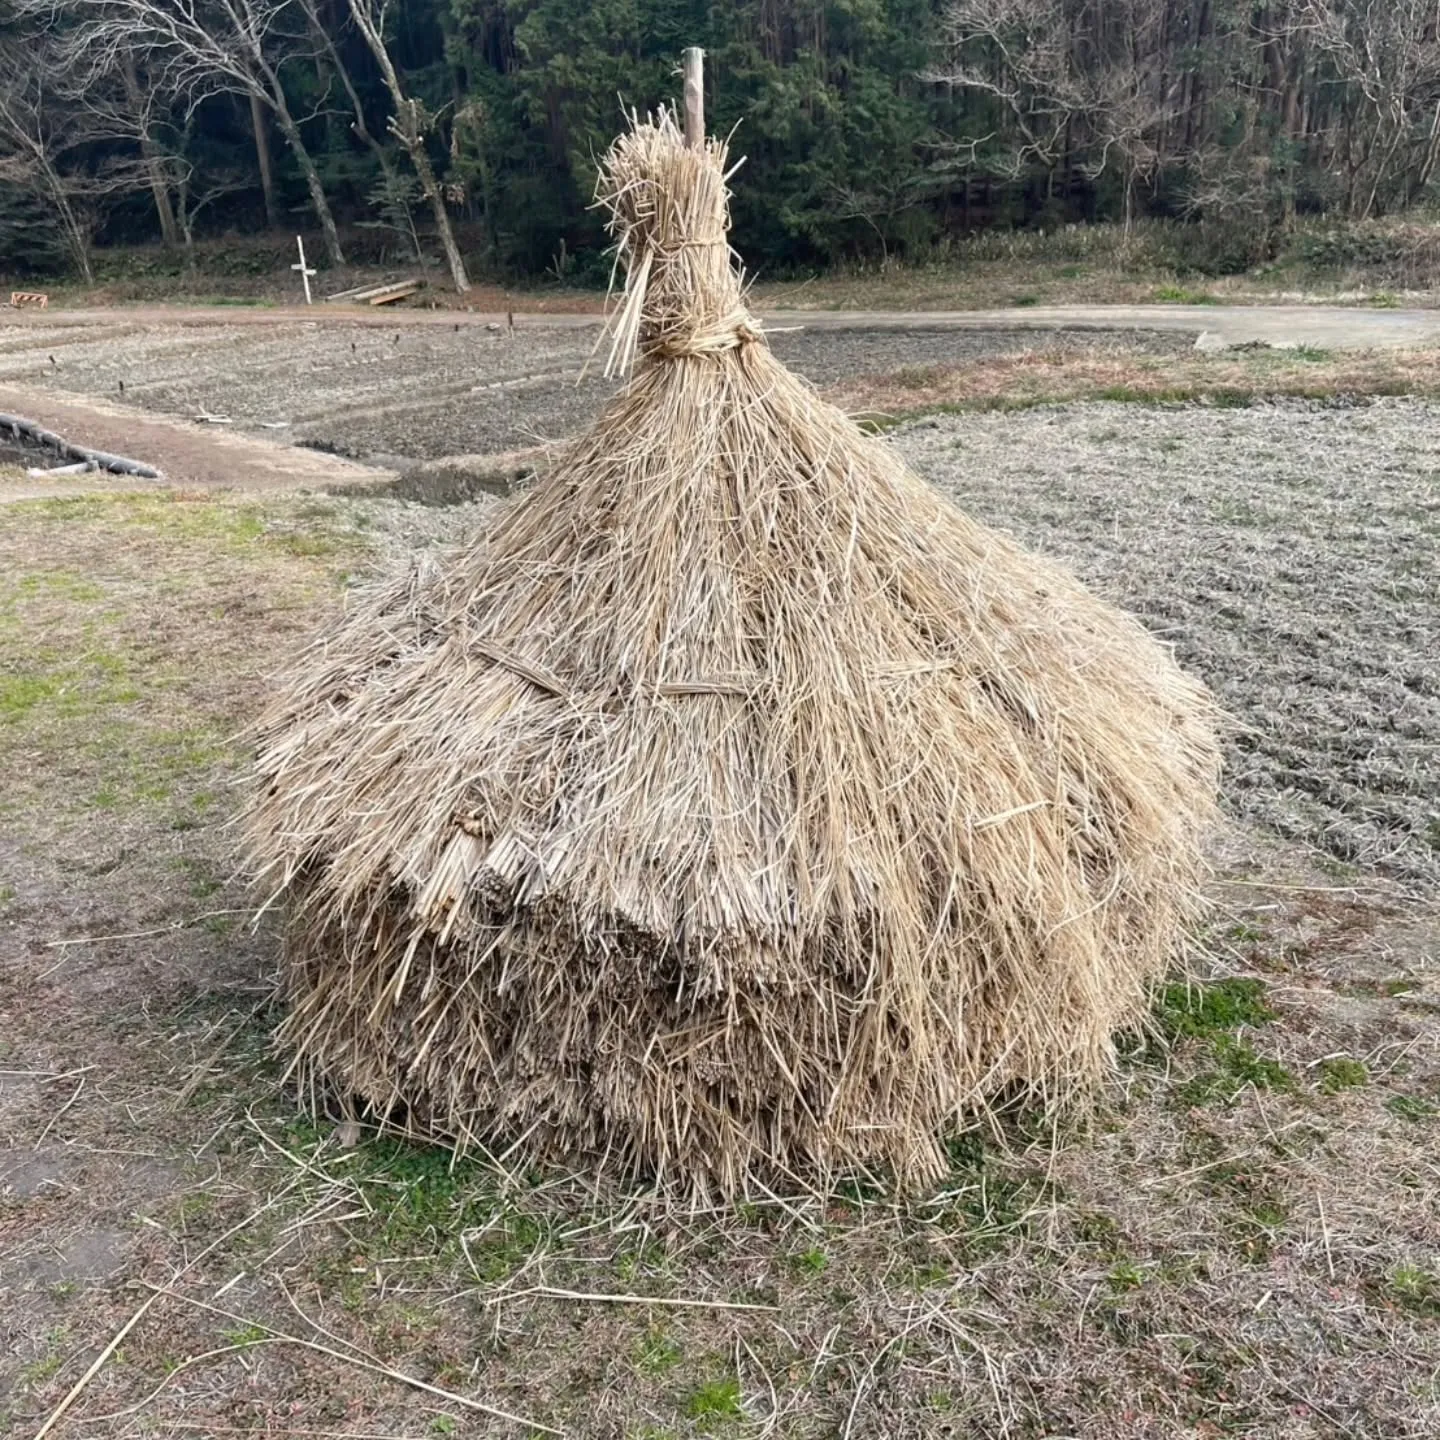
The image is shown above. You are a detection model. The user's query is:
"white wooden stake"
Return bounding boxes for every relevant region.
[682,47,704,149]
[291,235,316,305]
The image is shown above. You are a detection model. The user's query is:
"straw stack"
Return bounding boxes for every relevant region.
[244,104,1221,1199]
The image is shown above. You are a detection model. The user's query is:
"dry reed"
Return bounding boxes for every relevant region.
[243,109,1221,1200]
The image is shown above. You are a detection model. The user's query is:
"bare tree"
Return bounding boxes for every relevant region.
[0,48,101,280]
[248,90,281,228]
[172,135,249,260]
[1301,0,1440,216]
[7,0,188,248]
[117,48,181,245]
[1082,2,1174,234]
[932,0,1175,232]
[47,0,347,264]
[345,0,470,290]
[295,0,404,209]
[928,0,1085,181]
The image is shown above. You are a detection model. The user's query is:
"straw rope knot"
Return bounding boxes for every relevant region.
[643,302,763,361]
[596,109,762,376]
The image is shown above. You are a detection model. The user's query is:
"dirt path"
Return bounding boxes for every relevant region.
[0,383,392,501]
[9,300,1440,348]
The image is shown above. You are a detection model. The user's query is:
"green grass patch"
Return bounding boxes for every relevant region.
[1318,1057,1368,1093]
[84,722,231,811]
[925,1135,1052,1254]
[1156,978,1275,1040]
[1226,920,1268,945]
[1385,1263,1440,1317]
[789,1245,829,1278]
[1107,1260,1150,1292]
[13,493,360,567]
[0,652,141,725]
[1385,1094,1437,1123]
[1142,978,1291,1106]
[21,493,264,548]
[1341,976,1419,998]
[1153,284,1220,304]
[634,1326,684,1377]
[1076,1210,1123,1256]
[222,1323,268,1348]
[1200,1161,1291,1262]
[278,1125,556,1287]
[683,1375,743,1425]
[19,1326,70,1387]
[1094,383,1253,408]
[1174,1035,1294,1107]
[14,572,106,604]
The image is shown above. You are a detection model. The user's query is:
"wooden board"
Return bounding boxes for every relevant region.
[365,282,420,306]
[325,279,420,305]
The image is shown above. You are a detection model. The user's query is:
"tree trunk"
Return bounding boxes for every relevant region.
[1184,0,1211,152]
[348,0,470,292]
[39,157,93,283]
[121,55,179,248]
[263,76,346,266]
[250,91,280,229]
[397,101,470,292]
[1414,100,1440,198]
[141,142,180,249]
[302,0,406,215]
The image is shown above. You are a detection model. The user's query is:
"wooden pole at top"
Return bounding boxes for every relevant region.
[682,47,704,149]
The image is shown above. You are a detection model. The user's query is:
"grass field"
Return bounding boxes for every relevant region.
[2,345,1438,1437]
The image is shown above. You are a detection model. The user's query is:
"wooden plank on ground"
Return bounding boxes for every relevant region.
[366,282,420,306]
[325,279,420,305]
[325,282,385,303]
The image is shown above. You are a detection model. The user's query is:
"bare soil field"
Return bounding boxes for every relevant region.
[1,357,1437,1437]
[897,399,1440,895]
[0,316,1191,467]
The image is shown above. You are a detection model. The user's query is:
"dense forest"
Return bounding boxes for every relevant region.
[2,0,1439,283]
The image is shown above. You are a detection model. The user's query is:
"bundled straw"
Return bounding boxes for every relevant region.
[244,108,1221,1199]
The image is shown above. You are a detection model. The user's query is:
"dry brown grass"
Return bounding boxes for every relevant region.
[243,112,1220,1200]
[829,345,1440,421]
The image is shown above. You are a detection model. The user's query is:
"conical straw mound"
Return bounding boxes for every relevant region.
[245,109,1221,1199]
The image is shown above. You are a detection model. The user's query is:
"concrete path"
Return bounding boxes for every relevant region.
[6,301,1440,349]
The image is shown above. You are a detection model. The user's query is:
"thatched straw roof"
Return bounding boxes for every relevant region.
[244,107,1221,1199]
